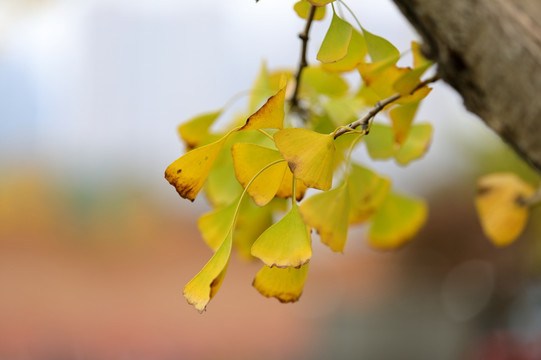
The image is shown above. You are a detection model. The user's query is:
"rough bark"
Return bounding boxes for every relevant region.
[391,0,541,173]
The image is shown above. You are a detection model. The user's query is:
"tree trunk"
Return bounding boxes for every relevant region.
[391,0,541,173]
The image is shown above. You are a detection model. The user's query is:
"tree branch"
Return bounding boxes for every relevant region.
[333,74,440,138]
[290,5,317,115]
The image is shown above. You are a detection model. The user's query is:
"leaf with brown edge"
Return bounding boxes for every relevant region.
[394,124,433,166]
[300,183,350,252]
[241,84,286,131]
[231,143,287,206]
[294,0,326,20]
[389,101,420,145]
[348,164,391,224]
[183,232,233,312]
[274,128,336,191]
[251,205,312,268]
[253,263,309,303]
[475,173,535,247]
[369,192,427,250]
[178,110,221,150]
[165,136,227,201]
[317,13,352,64]
[276,167,308,201]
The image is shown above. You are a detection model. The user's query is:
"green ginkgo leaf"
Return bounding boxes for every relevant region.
[165,136,228,201]
[231,143,287,206]
[294,0,326,20]
[251,205,312,268]
[363,27,400,63]
[323,29,367,72]
[394,124,433,165]
[364,124,396,160]
[178,110,221,150]
[183,232,233,312]
[348,164,391,224]
[300,184,350,252]
[317,13,353,64]
[253,263,310,303]
[369,193,427,249]
[274,128,336,191]
[301,67,349,97]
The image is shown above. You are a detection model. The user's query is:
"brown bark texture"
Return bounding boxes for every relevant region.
[391,0,541,172]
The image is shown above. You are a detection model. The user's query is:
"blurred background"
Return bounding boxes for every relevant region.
[1,0,541,359]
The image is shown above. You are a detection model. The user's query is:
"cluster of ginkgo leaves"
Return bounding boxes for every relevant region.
[165,0,440,312]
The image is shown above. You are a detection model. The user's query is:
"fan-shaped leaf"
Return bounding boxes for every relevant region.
[276,168,308,201]
[301,67,349,97]
[323,29,367,72]
[178,110,221,149]
[348,164,391,224]
[253,263,309,303]
[251,206,312,268]
[198,201,236,251]
[363,27,400,63]
[475,173,535,247]
[389,101,419,145]
[369,193,427,249]
[274,128,336,191]
[241,85,286,131]
[317,13,352,63]
[300,184,350,252]
[294,0,326,20]
[231,143,287,206]
[395,124,433,165]
[364,124,396,160]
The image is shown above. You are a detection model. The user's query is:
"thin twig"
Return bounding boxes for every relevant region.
[333,74,441,138]
[290,5,317,115]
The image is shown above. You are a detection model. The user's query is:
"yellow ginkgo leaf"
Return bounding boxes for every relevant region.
[317,13,353,64]
[274,128,336,191]
[253,263,309,303]
[393,63,432,96]
[369,192,427,250]
[348,164,391,224]
[394,124,433,166]
[300,184,350,252]
[231,143,287,206]
[276,167,308,201]
[183,232,233,312]
[358,63,408,99]
[301,67,349,97]
[322,29,367,72]
[234,200,274,259]
[251,205,312,268]
[411,41,431,69]
[294,0,326,20]
[241,85,286,131]
[178,110,221,149]
[364,123,396,160]
[165,136,227,201]
[389,101,420,145]
[197,200,237,251]
[307,0,334,6]
[475,173,535,247]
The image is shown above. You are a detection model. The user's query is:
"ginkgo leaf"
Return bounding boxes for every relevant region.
[294,0,326,20]
[475,173,535,247]
[234,201,274,259]
[276,167,308,201]
[307,0,334,6]
[253,263,309,303]
[393,63,432,96]
[251,205,312,268]
[178,110,221,149]
[241,85,286,131]
[183,232,233,312]
[198,200,237,251]
[249,61,275,113]
[363,27,400,63]
[323,29,367,72]
[411,41,431,68]
[165,136,227,201]
[369,193,427,250]
[389,101,420,145]
[358,63,408,99]
[317,13,353,63]
[395,124,433,165]
[323,97,363,126]
[274,128,336,191]
[231,143,287,206]
[348,164,392,224]
[301,67,349,97]
[300,184,350,252]
[364,123,396,160]
[396,86,432,105]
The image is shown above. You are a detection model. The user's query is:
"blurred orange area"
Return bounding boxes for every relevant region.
[0,171,397,359]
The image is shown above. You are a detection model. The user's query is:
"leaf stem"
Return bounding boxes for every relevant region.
[257,129,275,141]
[332,74,440,139]
[290,4,317,117]
[292,174,298,208]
